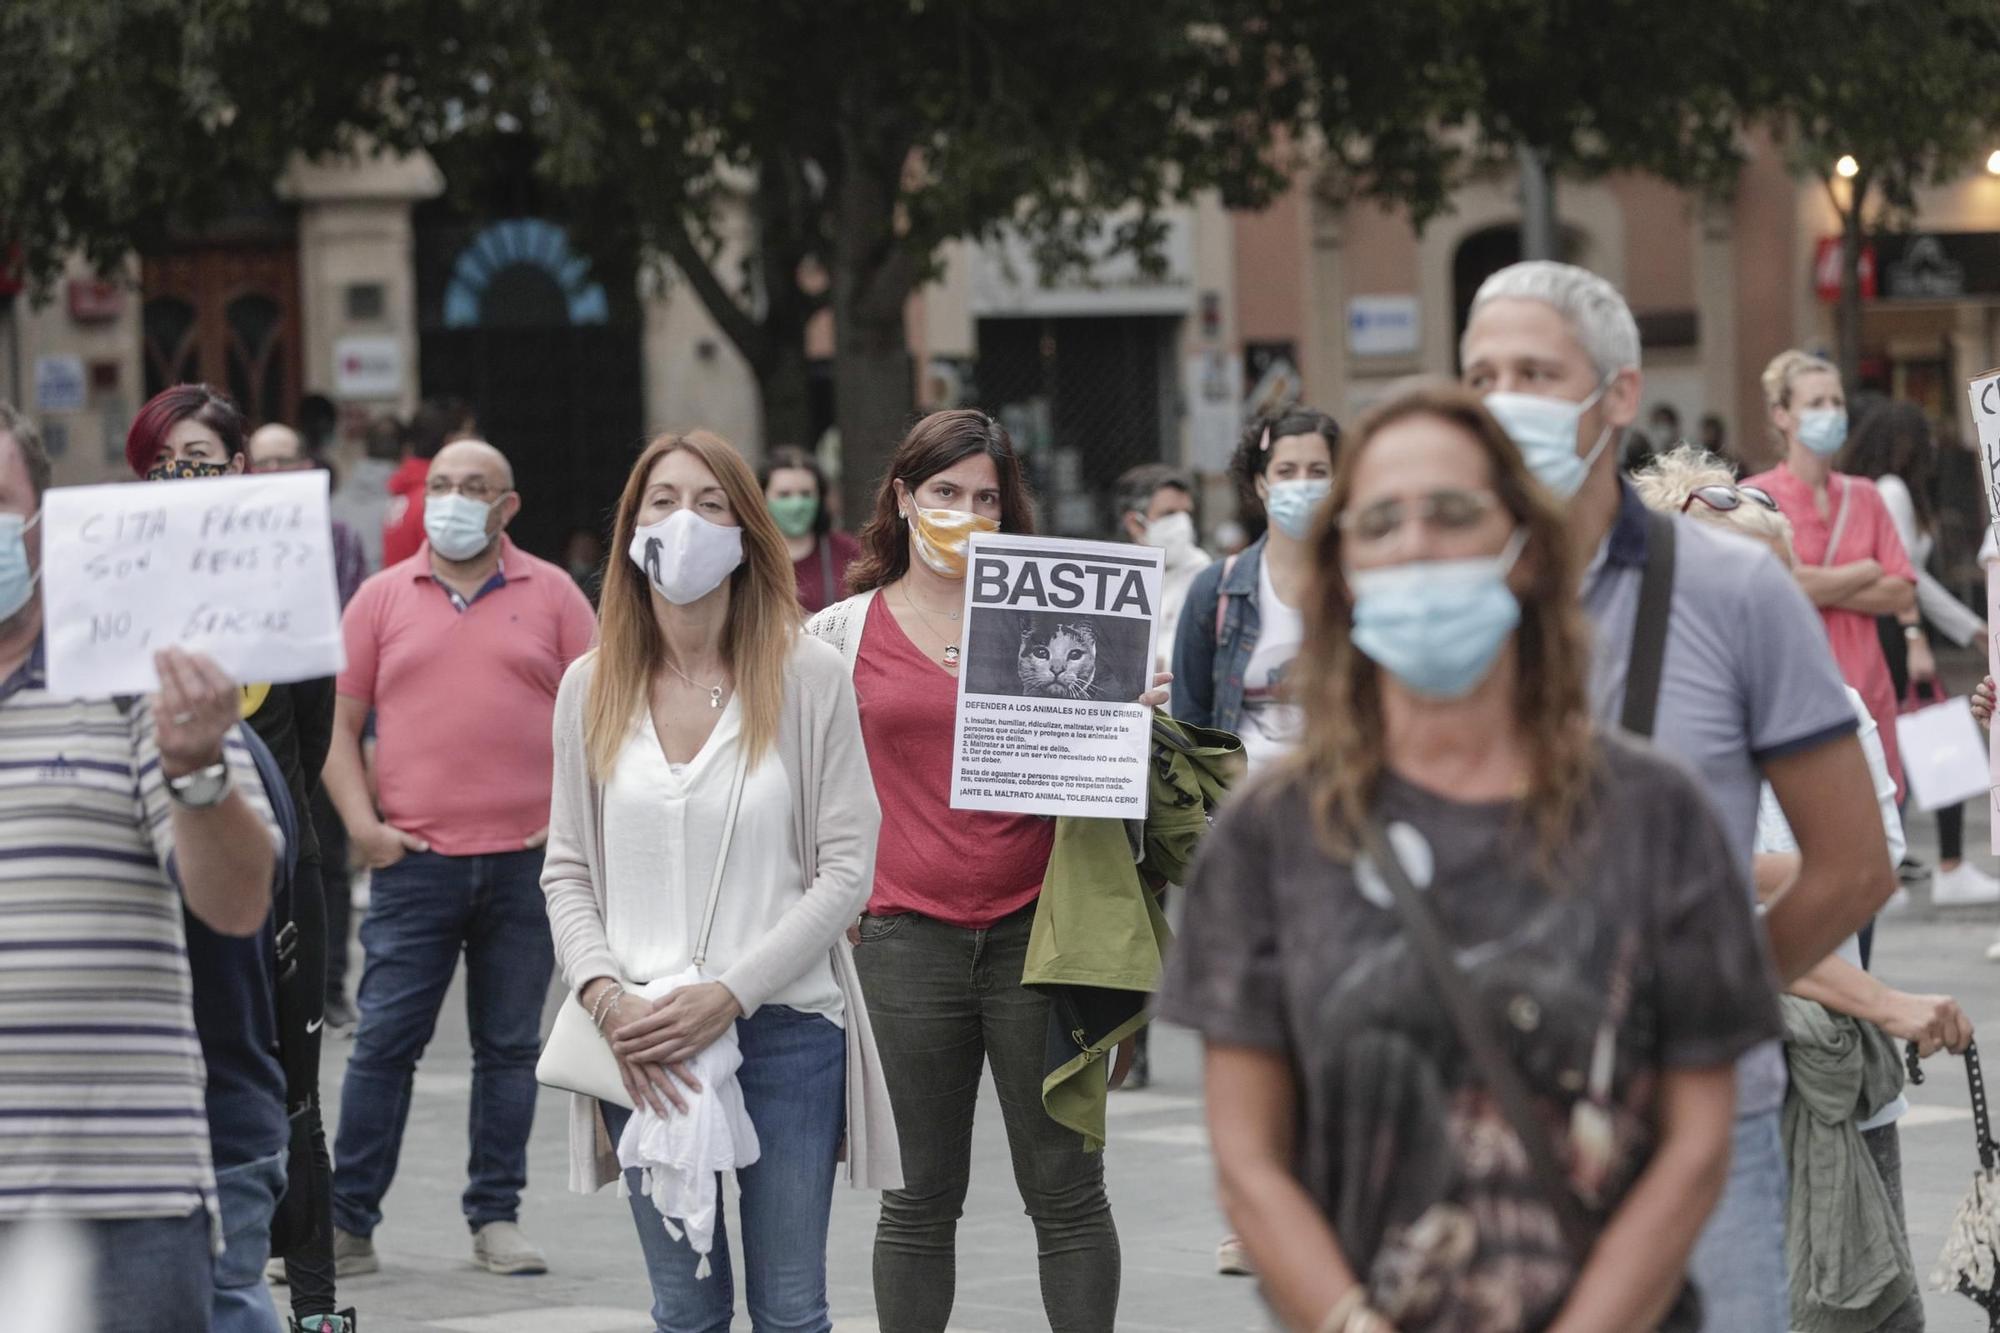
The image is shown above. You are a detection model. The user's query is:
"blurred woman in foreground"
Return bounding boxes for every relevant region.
[1158,384,1779,1332]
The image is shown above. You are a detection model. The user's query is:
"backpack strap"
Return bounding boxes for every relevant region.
[1621,512,1677,739]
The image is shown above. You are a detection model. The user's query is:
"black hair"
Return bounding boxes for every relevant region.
[1113,462,1194,523]
[409,396,476,461]
[1842,398,1935,535]
[1228,406,1340,532]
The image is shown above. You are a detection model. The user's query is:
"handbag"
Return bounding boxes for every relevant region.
[535,750,750,1108]
[1913,1042,2000,1329]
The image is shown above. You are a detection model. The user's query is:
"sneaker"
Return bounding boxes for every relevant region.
[472,1220,548,1275]
[1936,862,2000,906]
[1216,1233,1254,1277]
[334,1227,379,1278]
[264,1255,288,1285]
[1899,856,1931,888]
[294,1313,358,1333]
[323,995,359,1037]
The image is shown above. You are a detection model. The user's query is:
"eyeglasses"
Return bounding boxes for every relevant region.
[1681,485,1777,516]
[1337,488,1501,548]
[426,477,504,501]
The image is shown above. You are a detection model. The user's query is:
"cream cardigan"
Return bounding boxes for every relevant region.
[540,634,902,1193]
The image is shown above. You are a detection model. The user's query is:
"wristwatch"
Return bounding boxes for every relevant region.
[165,759,233,810]
[1904,624,1925,641]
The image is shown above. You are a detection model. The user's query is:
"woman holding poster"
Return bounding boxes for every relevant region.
[1159,384,1772,1333]
[807,409,1165,1333]
[539,430,899,1332]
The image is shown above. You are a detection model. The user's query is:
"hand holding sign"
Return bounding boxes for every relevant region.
[42,471,345,698]
[151,647,240,779]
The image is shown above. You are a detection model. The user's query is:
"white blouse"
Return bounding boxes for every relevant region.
[602,697,843,1024]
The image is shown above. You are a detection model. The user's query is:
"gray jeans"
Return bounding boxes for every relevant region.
[855,904,1120,1333]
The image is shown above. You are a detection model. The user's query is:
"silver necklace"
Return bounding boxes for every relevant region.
[901,588,962,668]
[665,658,728,709]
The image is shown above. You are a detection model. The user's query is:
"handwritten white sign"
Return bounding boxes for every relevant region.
[42,471,345,698]
[1971,368,2000,854]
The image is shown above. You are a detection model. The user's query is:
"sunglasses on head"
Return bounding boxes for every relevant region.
[1681,484,1777,516]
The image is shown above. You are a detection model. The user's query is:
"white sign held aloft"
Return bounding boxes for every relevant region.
[43,471,346,698]
[949,532,1163,819]
[1972,367,2000,855]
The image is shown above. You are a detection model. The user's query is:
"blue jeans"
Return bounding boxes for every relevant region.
[332,847,553,1236]
[602,1005,847,1333]
[1690,1109,1789,1333]
[62,1208,213,1333]
[214,1150,288,1333]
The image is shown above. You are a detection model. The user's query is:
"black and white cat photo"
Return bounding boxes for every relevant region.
[1016,620,1120,700]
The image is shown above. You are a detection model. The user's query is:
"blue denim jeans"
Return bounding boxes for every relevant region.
[68,1208,213,1333]
[1690,1108,1789,1333]
[602,1005,847,1333]
[214,1150,288,1333]
[332,848,553,1236]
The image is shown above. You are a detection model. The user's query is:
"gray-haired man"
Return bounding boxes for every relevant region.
[1462,261,1893,1331]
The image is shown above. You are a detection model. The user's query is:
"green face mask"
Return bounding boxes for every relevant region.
[768,494,819,539]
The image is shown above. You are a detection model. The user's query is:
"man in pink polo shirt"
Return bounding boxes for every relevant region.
[320,438,595,1278]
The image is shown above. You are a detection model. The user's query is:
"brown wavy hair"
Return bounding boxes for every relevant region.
[1294,381,1597,873]
[846,409,1036,592]
[585,430,801,780]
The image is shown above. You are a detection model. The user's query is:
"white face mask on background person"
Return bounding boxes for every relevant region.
[630,508,745,605]
[1143,511,1198,559]
[1484,381,1614,500]
[424,493,496,561]
[1265,478,1333,540]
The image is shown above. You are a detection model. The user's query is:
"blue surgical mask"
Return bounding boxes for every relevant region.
[1265,478,1332,540]
[1348,531,1527,699]
[424,492,495,561]
[0,511,40,622]
[1484,383,1614,499]
[1797,408,1848,457]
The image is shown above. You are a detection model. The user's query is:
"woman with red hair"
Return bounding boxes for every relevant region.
[127,385,352,1333]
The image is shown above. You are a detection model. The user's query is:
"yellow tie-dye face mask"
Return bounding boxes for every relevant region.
[907,505,999,580]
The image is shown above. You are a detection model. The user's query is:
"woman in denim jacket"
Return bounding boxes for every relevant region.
[1172,408,1341,751]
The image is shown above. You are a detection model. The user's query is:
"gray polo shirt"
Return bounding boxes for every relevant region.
[1582,481,1857,1118]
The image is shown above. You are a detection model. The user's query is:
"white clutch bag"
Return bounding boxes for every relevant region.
[536,991,633,1109]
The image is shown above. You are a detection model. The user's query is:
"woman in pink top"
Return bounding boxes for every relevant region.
[1742,350,1916,799]
[806,410,1167,1333]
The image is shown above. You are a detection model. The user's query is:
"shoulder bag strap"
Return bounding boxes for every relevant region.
[1212,554,1240,642]
[690,749,751,972]
[1821,477,1855,570]
[1621,511,1677,739]
[1358,817,1596,1262]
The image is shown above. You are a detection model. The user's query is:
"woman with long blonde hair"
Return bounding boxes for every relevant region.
[1157,384,1778,1333]
[541,430,899,1332]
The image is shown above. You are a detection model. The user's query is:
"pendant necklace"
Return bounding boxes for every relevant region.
[902,588,962,668]
[666,658,728,709]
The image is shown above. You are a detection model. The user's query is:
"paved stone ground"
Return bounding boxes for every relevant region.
[302,662,2000,1331]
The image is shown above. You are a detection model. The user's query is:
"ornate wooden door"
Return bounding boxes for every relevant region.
[140,246,302,425]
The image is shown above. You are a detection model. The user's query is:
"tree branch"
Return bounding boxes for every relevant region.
[657,213,771,373]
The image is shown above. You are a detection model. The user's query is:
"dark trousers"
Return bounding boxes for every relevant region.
[314,786,353,1004]
[0,1209,215,1333]
[332,848,553,1237]
[856,905,1120,1333]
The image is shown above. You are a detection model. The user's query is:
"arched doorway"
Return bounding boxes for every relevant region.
[1449,224,1587,369]
[416,214,642,562]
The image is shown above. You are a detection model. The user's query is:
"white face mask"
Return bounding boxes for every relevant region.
[425,492,496,561]
[1484,381,1614,500]
[629,508,745,605]
[1143,511,1198,558]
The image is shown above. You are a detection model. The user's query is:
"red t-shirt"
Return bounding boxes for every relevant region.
[854,593,1053,927]
[381,456,430,568]
[793,531,861,615]
[1742,463,1915,799]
